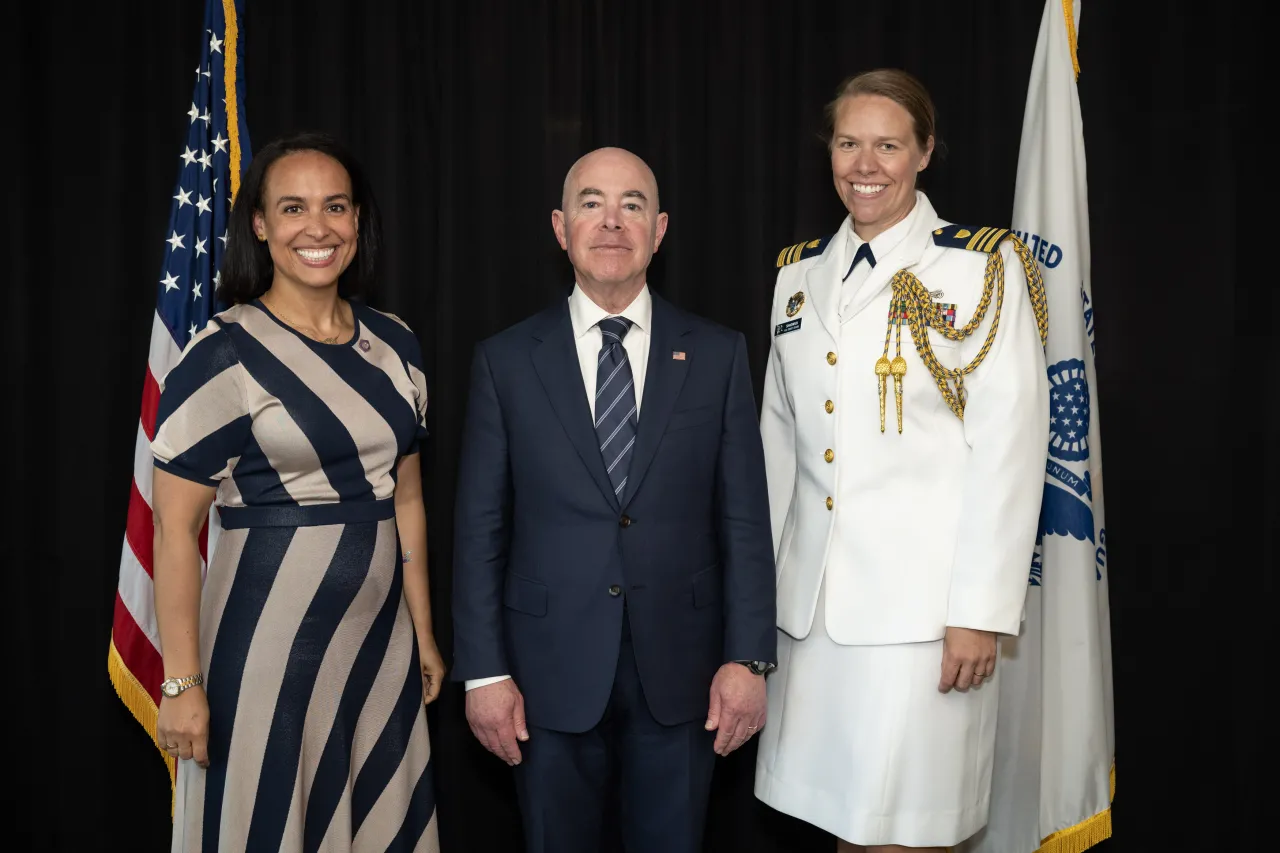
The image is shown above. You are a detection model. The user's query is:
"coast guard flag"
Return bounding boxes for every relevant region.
[958,2,1116,852]
[107,0,252,793]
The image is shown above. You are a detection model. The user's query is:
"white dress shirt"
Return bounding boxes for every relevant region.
[465,283,653,691]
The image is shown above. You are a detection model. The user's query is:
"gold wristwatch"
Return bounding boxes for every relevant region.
[160,673,204,698]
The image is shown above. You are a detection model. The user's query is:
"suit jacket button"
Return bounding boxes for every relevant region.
[619,515,632,528]
[826,497,834,510]
[824,449,835,463]
[826,351,837,365]
[608,584,622,596]
[825,400,834,413]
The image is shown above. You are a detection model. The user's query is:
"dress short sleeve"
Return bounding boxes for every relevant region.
[151,320,252,484]
[402,328,430,455]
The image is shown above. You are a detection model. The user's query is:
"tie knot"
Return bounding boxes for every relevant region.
[599,316,633,342]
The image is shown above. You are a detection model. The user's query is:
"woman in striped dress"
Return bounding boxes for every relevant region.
[151,131,443,852]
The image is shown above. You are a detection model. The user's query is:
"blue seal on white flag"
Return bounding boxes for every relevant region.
[1038,358,1094,547]
[1048,358,1090,462]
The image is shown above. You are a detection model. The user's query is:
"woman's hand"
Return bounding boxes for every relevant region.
[419,638,447,705]
[938,626,997,692]
[156,687,211,768]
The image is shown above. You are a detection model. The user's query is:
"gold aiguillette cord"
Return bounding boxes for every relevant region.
[891,321,906,435]
[875,302,894,433]
[873,297,908,435]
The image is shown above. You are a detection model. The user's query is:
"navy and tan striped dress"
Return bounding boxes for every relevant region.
[151,299,440,853]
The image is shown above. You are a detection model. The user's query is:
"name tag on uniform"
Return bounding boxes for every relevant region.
[775,319,802,337]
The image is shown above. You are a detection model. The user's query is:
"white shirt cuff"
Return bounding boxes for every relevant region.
[465,675,512,691]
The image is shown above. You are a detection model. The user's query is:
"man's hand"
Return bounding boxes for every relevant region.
[938,626,997,692]
[705,663,767,756]
[465,679,529,765]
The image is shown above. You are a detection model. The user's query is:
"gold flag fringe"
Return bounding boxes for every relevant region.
[1061,0,1081,80]
[107,636,177,813]
[222,0,242,202]
[1035,764,1115,853]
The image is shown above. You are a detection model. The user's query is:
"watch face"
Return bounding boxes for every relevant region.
[162,680,180,697]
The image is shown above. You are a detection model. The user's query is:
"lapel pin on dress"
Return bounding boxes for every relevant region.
[672,351,686,360]
[358,339,371,352]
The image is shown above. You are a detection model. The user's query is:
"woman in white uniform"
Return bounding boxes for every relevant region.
[753,69,1050,852]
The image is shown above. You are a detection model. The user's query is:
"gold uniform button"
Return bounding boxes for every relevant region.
[824,449,834,463]
[826,352,837,365]
[825,400,834,414]
[825,497,834,510]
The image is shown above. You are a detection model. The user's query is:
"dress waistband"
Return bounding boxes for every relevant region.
[217,498,395,530]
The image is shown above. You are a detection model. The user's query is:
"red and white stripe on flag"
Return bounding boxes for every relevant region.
[108,314,216,786]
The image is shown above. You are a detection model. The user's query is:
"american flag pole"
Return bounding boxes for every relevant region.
[108,0,251,796]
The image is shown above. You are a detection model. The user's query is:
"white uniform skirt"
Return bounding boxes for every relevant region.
[754,578,1000,848]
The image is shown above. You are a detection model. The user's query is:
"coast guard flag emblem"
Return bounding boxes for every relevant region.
[957,2,1116,852]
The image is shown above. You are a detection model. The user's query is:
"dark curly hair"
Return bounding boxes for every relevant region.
[216,131,382,305]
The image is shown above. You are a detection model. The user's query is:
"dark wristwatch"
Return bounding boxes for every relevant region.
[733,660,776,677]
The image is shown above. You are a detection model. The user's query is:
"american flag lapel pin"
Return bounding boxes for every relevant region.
[672,350,686,360]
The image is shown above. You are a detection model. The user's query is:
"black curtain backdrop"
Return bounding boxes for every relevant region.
[8,1,1261,850]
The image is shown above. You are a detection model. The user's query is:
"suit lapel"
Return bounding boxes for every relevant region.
[621,294,691,510]
[531,301,621,511]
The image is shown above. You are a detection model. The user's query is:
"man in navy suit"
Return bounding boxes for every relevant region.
[452,147,777,853]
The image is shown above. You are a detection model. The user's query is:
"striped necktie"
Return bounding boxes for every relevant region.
[594,316,638,501]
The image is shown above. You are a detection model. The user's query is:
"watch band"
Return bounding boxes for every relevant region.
[732,660,777,677]
[161,673,205,698]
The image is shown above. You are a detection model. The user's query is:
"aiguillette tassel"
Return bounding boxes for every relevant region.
[874,356,891,433]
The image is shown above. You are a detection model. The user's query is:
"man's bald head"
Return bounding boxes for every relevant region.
[552,146,669,299]
[560,147,660,213]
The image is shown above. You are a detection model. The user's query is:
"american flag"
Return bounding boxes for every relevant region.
[108,0,252,790]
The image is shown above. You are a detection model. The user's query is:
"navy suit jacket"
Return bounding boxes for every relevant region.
[451,291,777,733]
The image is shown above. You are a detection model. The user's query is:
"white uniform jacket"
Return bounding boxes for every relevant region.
[761,192,1049,645]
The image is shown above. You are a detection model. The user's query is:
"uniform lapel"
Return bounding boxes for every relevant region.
[531,301,621,511]
[621,294,691,510]
[800,240,841,343]
[841,193,940,321]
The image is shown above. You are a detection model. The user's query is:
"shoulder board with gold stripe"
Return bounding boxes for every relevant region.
[776,235,831,268]
[932,224,1009,253]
